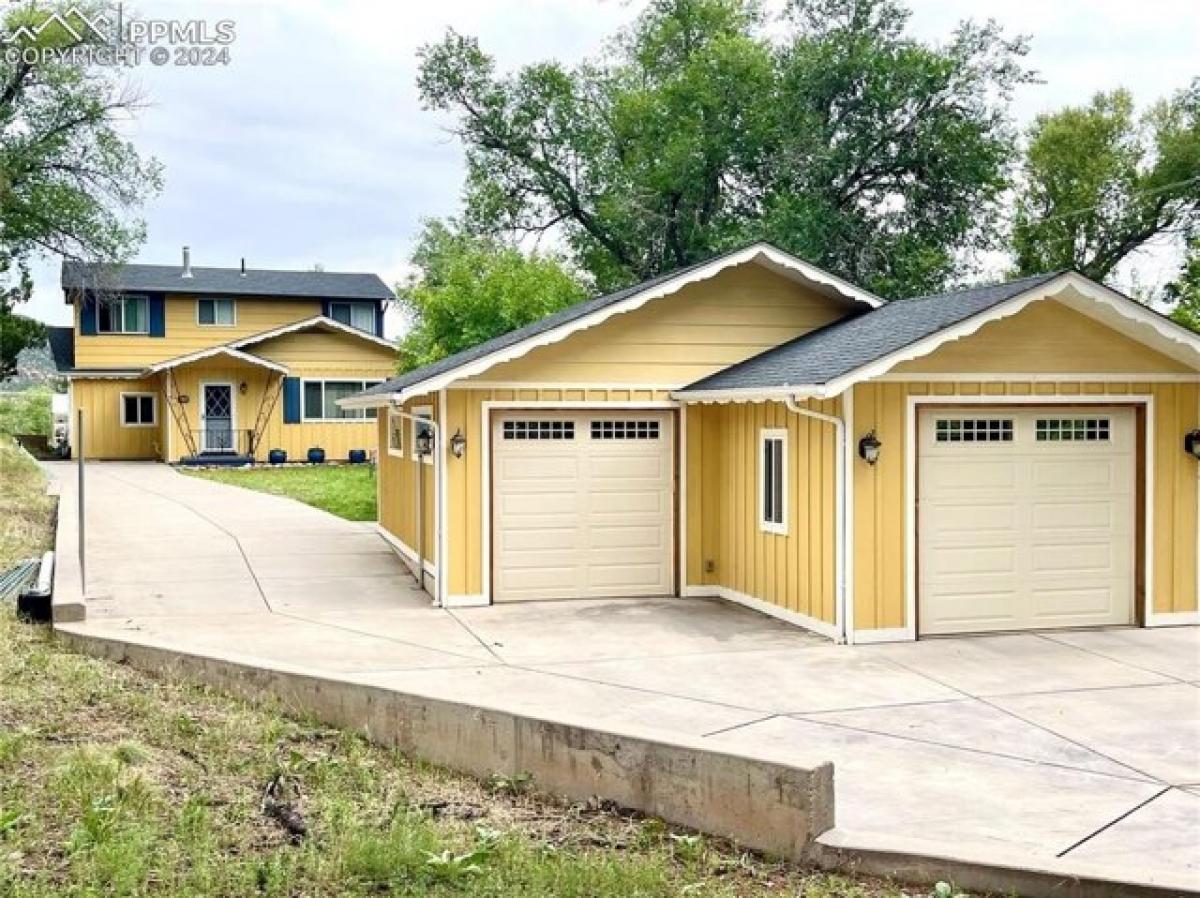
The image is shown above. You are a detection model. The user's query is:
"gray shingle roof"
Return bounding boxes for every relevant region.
[46,326,75,373]
[680,272,1066,393]
[61,261,393,301]
[354,245,786,400]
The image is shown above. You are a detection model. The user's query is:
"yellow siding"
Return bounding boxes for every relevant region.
[252,331,397,373]
[851,380,1200,632]
[73,296,322,368]
[376,395,438,573]
[463,265,853,385]
[894,300,1193,374]
[71,378,163,460]
[685,399,840,624]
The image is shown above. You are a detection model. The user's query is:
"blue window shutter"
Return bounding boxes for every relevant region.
[283,377,301,423]
[321,299,332,319]
[79,295,97,335]
[148,295,166,337]
[375,304,385,337]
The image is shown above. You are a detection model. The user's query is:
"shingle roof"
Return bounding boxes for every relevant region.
[679,272,1066,393]
[61,261,393,301]
[46,326,75,373]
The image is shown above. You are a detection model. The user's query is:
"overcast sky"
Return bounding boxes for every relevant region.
[21,0,1200,333]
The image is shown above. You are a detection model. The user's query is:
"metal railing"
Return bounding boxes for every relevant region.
[193,428,255,456]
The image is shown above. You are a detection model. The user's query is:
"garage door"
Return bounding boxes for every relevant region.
[492,411,674,602]
[918,407,1135,635]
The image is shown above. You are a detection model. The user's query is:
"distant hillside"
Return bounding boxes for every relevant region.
[1,340,64,393]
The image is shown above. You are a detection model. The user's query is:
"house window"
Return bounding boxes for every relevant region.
[503,420,575,440]
[935,419,1013,443]
[387,409,404,457]
[120,392,156,427]
[1036,418,1110,442]
[197,297,236,326]
[590,420,659,440]
[411,405,433,463]
[760,429,787,535]
[97,295,149,334]
[329,301,376,333]
[301,379,383,421]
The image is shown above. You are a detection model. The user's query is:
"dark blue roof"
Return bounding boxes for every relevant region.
[62,261,393,301]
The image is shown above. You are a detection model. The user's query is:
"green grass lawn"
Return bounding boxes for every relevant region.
[181,463,377,521]
[0,436,56,570]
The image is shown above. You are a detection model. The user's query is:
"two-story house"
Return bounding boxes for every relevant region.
[48,248,398,463]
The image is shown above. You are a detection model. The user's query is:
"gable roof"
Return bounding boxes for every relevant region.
[676,271,1200,400]
[145,345,290,375]
[61,261,394,302]
[342,242,885,407]
[46,326,75,373]
[229,315,396,351]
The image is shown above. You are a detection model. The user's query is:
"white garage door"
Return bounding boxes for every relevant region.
[492,411,674,602]
[918,407,1135,636]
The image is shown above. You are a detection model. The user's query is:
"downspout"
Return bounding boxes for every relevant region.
[784,395,848,644]
[387,403,444,606]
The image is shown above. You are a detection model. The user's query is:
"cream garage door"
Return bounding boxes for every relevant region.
[492,411,674,602]
[918,407,1135,635]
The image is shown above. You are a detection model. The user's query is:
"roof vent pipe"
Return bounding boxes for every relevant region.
[181,246,193,278]
[240,257,246,277]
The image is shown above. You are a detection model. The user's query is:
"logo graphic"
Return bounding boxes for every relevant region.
[3,6,112,45]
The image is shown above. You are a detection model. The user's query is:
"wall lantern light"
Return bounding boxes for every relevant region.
[449,428,467,458]
[415,426,435,457]
[239,381,248,395]
[1185,429,1200,460]
[858,431,882,465]
[178,394,190,404]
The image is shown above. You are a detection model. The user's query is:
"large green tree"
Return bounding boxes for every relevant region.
[397,220,587,370]
[418,0,1031,296]
[1167,235,1200,332]
[1012,83,1200,281]
[0,1,161,372]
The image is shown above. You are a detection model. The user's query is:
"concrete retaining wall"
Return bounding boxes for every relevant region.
[58,631,836,861]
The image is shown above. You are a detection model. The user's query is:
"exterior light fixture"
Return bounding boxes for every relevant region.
[449,428,466,458]
[178,394,190,404]
[239,381,248,395]
[415,426,434,457]
[858,431,882,465]
[1185,429,1200,460]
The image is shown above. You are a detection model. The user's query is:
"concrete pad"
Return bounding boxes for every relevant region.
[862,634,1171,697]
[355,665,769,738]
[454,597,826,665]
[85,578,267,618]
[258,575,428,612]
[237,533,395,557]
[91,554,251,585]
[1064,787,1200,872]
[992,684,1200,785]
[248,552,405,579]
[531,645,959,713]
[1041,628,1200,681]
[798,699,1152,781]
[284,607,497,661]
[708,715,1166,860]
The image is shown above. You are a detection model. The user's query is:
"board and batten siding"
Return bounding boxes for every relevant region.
[376,395,438,577]
[685,399,840,626]
[460,265,853,386]
[71,377,163,459]
[851,380,1200,633]
[73,296,323,369]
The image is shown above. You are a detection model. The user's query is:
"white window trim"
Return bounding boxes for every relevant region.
[119,391,157,428]
[411,404,434,465]
[196,297,237,327]
[387,407,405,458]
[300,378,383,423]
[97,294,150,335]
[759,427,788,535]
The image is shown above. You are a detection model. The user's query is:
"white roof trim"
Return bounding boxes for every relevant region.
[339,243,883,409]
[816,272,1200,398]
[145,345,290,374]
[671,386,824,404]
[229,315,397,351]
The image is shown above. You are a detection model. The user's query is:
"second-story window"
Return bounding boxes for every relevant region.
[97,294,149,334]
[197,297,236,326]
[329,301,376,333]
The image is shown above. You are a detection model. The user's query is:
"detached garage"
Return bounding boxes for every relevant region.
[343,243,1200,644]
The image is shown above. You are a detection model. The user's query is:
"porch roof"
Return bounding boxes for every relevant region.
[144,345,289,375]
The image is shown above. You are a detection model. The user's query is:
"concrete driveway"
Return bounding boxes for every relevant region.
[45,462,1200,887]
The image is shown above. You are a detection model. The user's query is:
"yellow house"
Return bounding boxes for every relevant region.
[50,250,398,464]
[341,243,1200,643]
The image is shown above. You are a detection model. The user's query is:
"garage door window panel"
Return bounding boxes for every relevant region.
[1036,418,1110,442]
[935,418,1013,443]
[502,420,574,440]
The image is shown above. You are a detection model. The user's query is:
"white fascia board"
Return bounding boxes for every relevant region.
[145,345,289,375]
[230,315,398,351]
[367,244,883,403]
[820,272,1200,397]
[671,386,826,404]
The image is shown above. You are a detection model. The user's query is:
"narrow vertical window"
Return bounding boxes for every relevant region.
[760,428,787,534]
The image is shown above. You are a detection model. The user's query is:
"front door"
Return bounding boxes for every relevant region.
[201,383,235,452]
